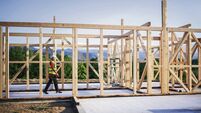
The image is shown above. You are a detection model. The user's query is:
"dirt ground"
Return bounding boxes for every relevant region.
[0,101,78,113]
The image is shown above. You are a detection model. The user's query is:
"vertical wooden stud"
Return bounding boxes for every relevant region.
[187,32,192,92]
[2,34,5,92]
[45,46,49,82]
[136,35,140,83]
[39,27,43,97]
[147,30,153,94]
[61,37,65,89]
[133,30,137,94]
[99,29,104,95]
[179,50,183,81]
[107,38,111,85]
[120,19,125,86]
[0,26,2,98]
[72,28,78,96]
[125,39,130,87]
[86,38,89,88]
[5,27,9,98]
[198,46,201,81]
[171,32,175,88]
[129,37,132,88]
[161,0,169,94]
[26,37,30,89]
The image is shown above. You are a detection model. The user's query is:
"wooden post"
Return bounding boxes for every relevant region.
[120,19,125,86]
[72,28,78,96]
[61,37,65,89]
[199,46,201,81]
[147,30,153,94]
[39,27,43,97]
[133,30,137,94]
[26,37,30,89]
[86,38,89,88]
[187,32,192,92]
[0,26,2,98]
[161,0,169,94]
[99,29,104,95]
[5,27,9,98]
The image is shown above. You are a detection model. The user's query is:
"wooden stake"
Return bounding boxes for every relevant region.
[5,27,9,98]
[39,27,43,97]
[26,37,30,89]
[99,29,104,95]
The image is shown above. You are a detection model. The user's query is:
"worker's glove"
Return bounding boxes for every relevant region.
[56,73,59,78]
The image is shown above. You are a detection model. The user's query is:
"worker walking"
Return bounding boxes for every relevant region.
[43,56,62,94]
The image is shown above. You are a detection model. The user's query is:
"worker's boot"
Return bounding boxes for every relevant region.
[43,90,48,94]
[56,90,62,93]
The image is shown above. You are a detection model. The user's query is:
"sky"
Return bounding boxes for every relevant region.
[0,0,201,44]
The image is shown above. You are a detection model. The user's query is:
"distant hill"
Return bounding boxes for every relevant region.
[30,47,198,61]
[30,47,108,60]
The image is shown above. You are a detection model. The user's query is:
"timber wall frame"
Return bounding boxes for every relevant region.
[0,0,201,99]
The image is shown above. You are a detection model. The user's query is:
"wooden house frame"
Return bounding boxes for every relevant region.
[0,0,201,99]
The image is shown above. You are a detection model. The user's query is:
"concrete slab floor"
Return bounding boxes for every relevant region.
[5,89,133,98]
[79,94,201,113]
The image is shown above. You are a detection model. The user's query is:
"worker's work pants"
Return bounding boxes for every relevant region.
[44,75,59,91]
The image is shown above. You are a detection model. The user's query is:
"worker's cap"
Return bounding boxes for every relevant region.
[50,55,56,59]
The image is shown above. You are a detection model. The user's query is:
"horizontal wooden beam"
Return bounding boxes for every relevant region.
[168,28,201,32]
[9,61,108,64]
[9,44,108,48]
[108,36,161,44]
[0,21,162,30]
[0,22,200,32]
[4,32,123,39]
